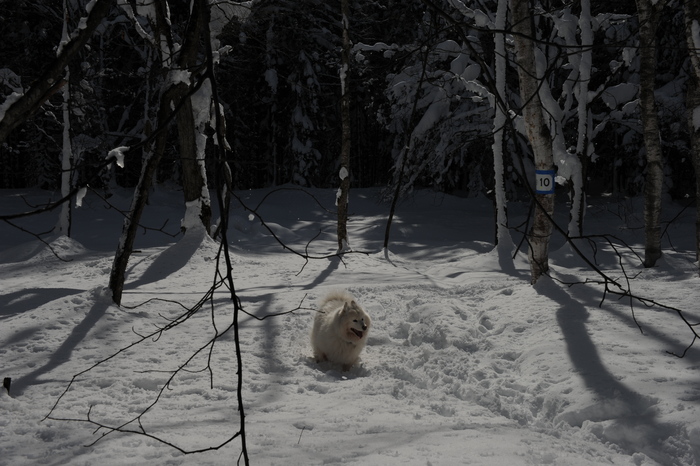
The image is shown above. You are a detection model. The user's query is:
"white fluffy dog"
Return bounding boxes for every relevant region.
[311,290,371,371]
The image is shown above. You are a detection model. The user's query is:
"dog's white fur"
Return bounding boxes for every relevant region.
[311,290,371,371]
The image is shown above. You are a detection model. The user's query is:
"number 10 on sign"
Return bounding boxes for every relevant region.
[535,169,555,194]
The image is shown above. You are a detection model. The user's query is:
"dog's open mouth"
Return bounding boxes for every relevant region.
[351,329,363,338]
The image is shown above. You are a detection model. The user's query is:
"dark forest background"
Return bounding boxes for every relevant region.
[0,0,693,199]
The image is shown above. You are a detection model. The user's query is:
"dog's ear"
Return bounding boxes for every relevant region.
[341,302,350,314]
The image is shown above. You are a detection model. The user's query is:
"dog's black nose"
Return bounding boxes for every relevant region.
[362,324,367,330]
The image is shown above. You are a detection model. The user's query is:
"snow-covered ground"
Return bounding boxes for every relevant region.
[2,186,700,465]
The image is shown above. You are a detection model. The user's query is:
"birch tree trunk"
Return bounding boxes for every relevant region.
[684,0,700,266]
[510,0,555,284]
[176,0,211,234]
[688,77,700,265]
[492,0,513,254]
[56,0,72,237]
[56,66,72,237]
[636,0,666,267]
[337,0,351,252]
[572,0,594,237]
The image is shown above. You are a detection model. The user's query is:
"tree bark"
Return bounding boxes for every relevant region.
[337,0,351,252]
[572,0,594,237]
[636,0,666,267]
[176,0,211,233]
[688,77,700,265]
[56,65,72,237]
[684,0,700,266]
[109,84,185,304]
[492,0,512,253]
[109,148,157,305]
[0,0,111,145]
[510,0,555,284]
[110,0,189,304]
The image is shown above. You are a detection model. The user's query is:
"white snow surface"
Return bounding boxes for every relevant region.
[2,187,700,465]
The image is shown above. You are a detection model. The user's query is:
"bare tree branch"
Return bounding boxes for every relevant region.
[0,0,112,144]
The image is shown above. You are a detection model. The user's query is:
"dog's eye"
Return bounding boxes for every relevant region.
[353,319,358,322]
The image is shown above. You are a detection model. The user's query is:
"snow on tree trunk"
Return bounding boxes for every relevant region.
[636,0,666,268]
[511,0,555,284]
[337,0,351,252]
[56,67,72,237]
[177,0,211,234]
[531,13,584,240]
[183,78,213,234]
[56,0,72,237]
[176,76,213,235]
[491,0,513,255]
[684,0,700,266]
[177,90,205,232]
[572,0,594,236]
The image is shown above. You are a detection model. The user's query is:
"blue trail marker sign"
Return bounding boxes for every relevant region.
[535,169,555,194]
